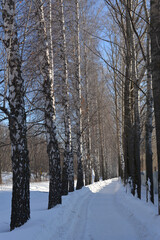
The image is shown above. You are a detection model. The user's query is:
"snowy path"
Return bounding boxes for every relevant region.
[82,182,139,240]
[0,178,160,240]
[62,179,159,240]
[64,180,139,240]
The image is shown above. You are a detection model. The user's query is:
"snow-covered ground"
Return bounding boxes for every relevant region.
[0,177,160,240]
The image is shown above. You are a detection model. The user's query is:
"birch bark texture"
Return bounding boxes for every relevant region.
[57,0,74,195]
[143,0,154,204]
[75,0,84,190]
[2,0,30,230]
[84,46,92,185]
[36,0,61,208]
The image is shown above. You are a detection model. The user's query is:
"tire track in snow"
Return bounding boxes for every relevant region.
[83,180,139,240]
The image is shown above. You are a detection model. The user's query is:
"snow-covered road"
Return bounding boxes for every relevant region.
[61,179,160,240]
[0,178,160,240]
[64,180,140,240]
[81,182,139,240]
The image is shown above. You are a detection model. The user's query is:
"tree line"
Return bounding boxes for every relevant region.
[3,0,160,232]
[103,0,160,215]
[0,0,117,230]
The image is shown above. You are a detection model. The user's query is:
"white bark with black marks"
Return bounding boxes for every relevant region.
[36,0,61,208]
[2,0,30,230]
[57,0,74,194]
[75,0,84,190]
[84,47,92,185]
[143,0,154,204]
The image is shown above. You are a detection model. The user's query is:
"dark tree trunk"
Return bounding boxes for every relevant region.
[145,16,154,203]
[2,0,30,230]
[134,121,141,199]
[68,147,74,192]
[0,158,2,184]
[47,127,61,208]
[131,36,141,199]
[57,0,74,195]
[150,0,160,213]
[123,0,135,195]
[94,159,99,182]
[97,100,105,180]
[36,0,62,208]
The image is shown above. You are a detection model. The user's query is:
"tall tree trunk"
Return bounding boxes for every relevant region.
[92,95,100,182]
[75,0,84,190]
[0,156,2,184]
[112,43,123,178]
[143,0,154,204]
[133,71,141,199]
[93,154,100,182]
[86,100,92,185]
[124,0,135,194]
[2,0,30,230]
[115,81,121,178]
[131,34,141,199]
[57,0,74,194]
[98,103,105,180]
[145,50,154,203]
[36,0,61,208]
[120,55,125,180]
[84,47,92,185]
[150,0,160,213]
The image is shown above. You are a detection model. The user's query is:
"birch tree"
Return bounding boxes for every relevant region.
[55,0,74,195]
[75,0,84,190]
[2,0,30,230]
[143,0,154,203]
[84,61,92,185]
[104,0,146,198]
[129,3,141,199]
[36,0,61,208]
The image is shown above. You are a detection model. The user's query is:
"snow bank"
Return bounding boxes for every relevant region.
[1,178,160,240]
[116,181,160,240]
[0,180,108,240]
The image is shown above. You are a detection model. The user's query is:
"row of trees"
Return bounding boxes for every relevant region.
[0,124,48,183]
[2,0,160,230]
[102,0,160,214]
[0,0,117,230]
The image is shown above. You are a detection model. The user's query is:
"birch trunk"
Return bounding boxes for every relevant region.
[124,0,134,192]
[2,0,30,230]
[86,97,92,185]
[57,0,74,194]
[120,56,125,180]
[36,0,61,208]
[93,153,99,182]
[150,0,160,213]
[143,0,154,204]
[75,0,84,190]
[92,94,100,182]
[115,83,121,178]
[146,38,154,203]
[145,44,153,202]
[112,45,123,178]
[84,47,92,185]
[132,37,141,199]
[98,103,105,180]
